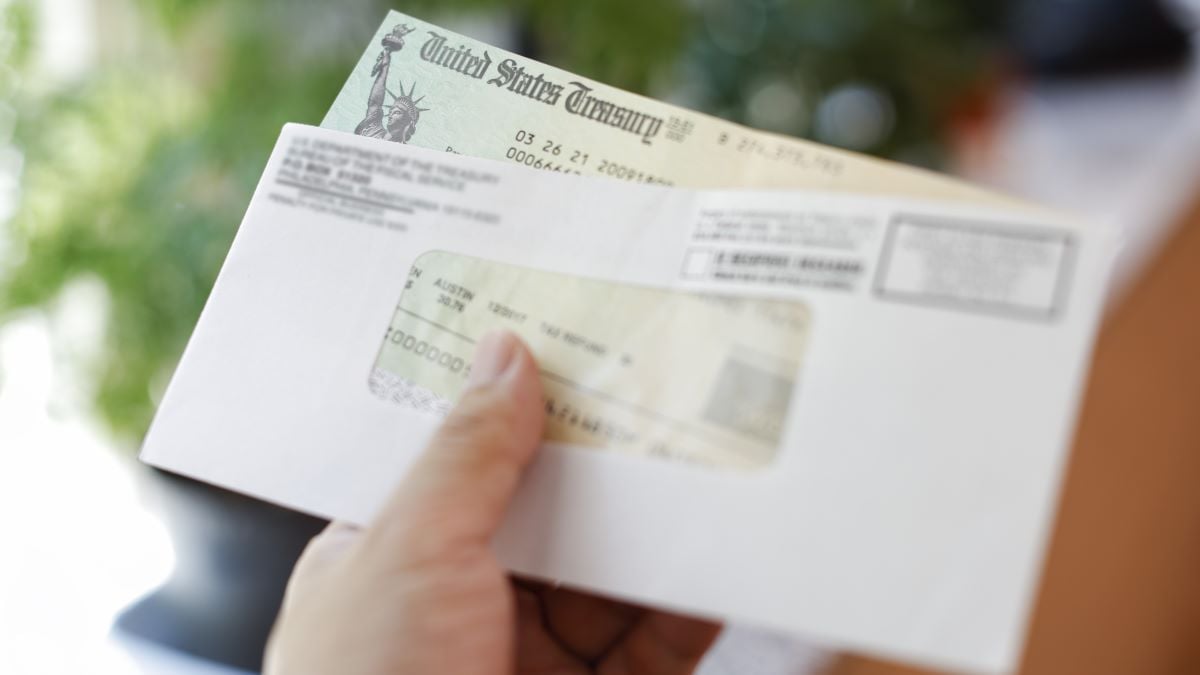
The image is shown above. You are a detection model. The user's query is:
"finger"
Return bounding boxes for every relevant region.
[597,611,722,675]
[301,522,361,562]
[535,583,644,662]
[278,522,362,616]
[514,587,587,674]
[365,331,545,563]
[287,522,361,583]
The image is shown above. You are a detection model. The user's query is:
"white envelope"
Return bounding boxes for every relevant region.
[142,124,1114,674]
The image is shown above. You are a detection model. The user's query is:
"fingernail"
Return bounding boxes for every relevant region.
[466,331,518,390]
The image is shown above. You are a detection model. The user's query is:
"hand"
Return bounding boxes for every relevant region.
[265,332,721,674]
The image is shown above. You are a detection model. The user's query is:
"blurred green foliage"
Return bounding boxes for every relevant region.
[0,0,999,446]
[690,0,1003,161]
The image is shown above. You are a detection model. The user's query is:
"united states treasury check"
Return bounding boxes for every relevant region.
[371,251,811,469]
[323,11,1026,208]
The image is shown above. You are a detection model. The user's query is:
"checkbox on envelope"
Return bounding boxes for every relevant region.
[682,248,713,278]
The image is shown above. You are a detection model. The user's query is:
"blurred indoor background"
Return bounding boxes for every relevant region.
[2,1,1199,673]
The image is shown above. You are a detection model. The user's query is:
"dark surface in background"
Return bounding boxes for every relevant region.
[116,469,326,672]
[1010,0,1191,76]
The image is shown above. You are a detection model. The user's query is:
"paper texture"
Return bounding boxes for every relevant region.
[142,125,1113,674]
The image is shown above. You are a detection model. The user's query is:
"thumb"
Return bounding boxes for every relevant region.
[367,331,545,560]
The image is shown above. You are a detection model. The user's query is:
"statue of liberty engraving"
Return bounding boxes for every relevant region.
[355,23,429,143]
